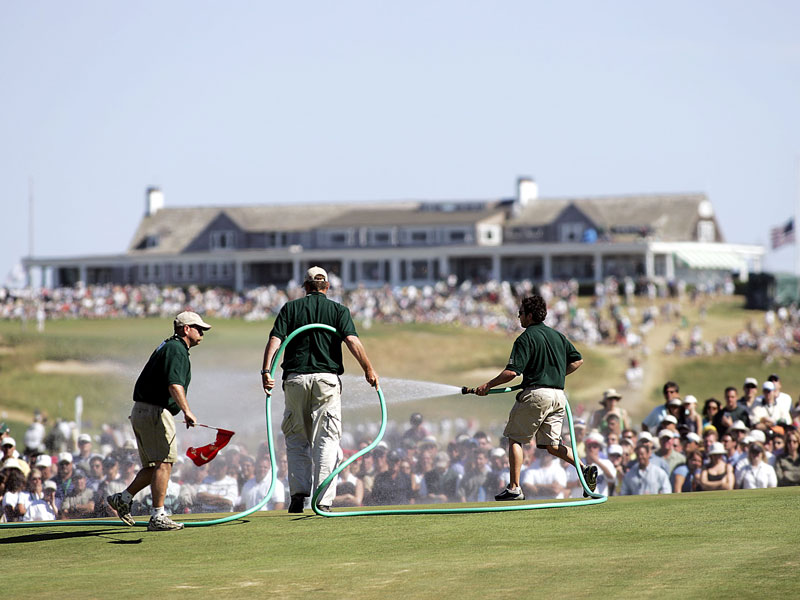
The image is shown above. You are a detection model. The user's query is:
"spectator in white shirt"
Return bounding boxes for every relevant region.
[239,457,286,511]
[521,449,567,500]
[196,456,239,513]
[736,443,777,489]
[752,382,792,429]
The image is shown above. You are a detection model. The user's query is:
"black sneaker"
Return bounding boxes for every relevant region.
[107,492,135,526]
[582,465,598,497]
[288,494,307,514]
[494,486,525,501]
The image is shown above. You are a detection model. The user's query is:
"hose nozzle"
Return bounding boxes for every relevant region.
[461,386,475,395]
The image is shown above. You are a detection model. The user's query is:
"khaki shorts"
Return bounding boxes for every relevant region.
[130,401,177,467]
[503,387,567,447]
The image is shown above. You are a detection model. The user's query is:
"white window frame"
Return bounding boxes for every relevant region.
[210,231,236,251]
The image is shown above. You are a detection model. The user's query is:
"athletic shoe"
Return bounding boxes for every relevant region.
[147,514,184,531]
[494,486,525,501]
[582,465,598,497]
[317,504,331,513]
[288,494,307,514]
[107,492,135,526]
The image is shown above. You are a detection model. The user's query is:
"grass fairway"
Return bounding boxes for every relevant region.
[2,487,798,599]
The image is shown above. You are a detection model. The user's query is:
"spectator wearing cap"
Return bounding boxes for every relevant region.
[590,389,631,434]
[775,429,800,487]
[23,472,57,522]
[2,460,28,521]
[766,374,793,419]
[61,470,95,519]
[735,443,777,489]
[521,448,567,500]
[620,443,672,495]
[34,454,53,481]
[752,381,792,429]
[371,450,412,506]
[73,433,94,474]
[672,450,704,493]
[95,455,126,517]
[606,444,626,495]
[567,432,614,497]
[487,447,510,492]
[679,395,703,435]
[655,429,686,476]
[2,436,18,461]
[682,432,702,456]
[402,413,428,444]
[698,443,734,491]
[701,398,721,429]
[642,381,680,433]
[423,452,460,503]
[52,452,75,511]
[629,432,670,475]
[714,386,751,437]
[658,413,680,434]
[739,377,760,417]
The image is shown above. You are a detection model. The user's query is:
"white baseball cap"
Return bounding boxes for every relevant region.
[683,395,698,404]
[304,266,328,282]
[35,455,52,467]
[174,311,212,330]
[658,429,676,439]
[1,437,15,447]
[708,442,726,455]
[57,452,73,464]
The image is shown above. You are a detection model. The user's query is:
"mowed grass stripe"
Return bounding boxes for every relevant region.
[2,487,798,599]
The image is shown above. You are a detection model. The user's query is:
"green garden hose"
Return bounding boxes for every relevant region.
[0,323,605,530]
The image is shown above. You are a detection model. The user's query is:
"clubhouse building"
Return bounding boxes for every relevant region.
[23,179,764,290]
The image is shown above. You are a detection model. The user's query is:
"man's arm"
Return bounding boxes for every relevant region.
[168,384,196,428]
[475,369,518,396]
[566,359,583,375]
[261,335,283,392]
[344,335,379,388]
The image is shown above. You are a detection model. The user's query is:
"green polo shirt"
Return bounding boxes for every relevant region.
[505,322,582,389]
[132,336,191,415]
[269,291,358,377]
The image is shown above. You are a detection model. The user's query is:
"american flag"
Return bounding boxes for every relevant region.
[771,218,795,250]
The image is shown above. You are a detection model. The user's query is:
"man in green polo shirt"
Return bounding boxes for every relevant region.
[262,266,379,513]
[108,311,210,531]
[475,295,597,500]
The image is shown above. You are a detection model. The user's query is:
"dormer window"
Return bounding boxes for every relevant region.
[210,231,236,251]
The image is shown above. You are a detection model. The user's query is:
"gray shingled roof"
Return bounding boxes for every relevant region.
[508,193,715,242]
[127,192,716,254]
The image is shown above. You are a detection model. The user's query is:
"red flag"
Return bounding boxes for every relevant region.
[186,428,235,466]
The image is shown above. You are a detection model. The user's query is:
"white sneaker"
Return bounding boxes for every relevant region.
[147,514,184,531]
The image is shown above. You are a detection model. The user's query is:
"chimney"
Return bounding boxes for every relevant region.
[517,177,538,208]
[146,186,164,217]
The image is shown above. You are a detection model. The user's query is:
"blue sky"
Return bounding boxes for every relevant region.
[2,1,799,284]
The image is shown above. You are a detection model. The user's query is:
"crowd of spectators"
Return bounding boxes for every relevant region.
[0,276,737,350]
[3,371,799,521]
